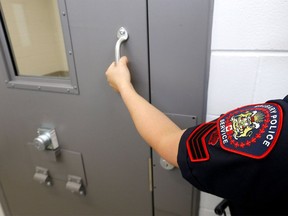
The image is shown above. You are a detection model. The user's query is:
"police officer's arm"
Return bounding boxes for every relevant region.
[105,56,184,167]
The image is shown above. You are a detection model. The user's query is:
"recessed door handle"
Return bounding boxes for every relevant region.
[115,27,129,63]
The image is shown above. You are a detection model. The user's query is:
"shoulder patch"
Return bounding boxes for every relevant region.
[217,103,283,159]
[186,122,216,162]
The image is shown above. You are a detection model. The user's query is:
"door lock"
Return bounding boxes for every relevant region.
[33,128,59,151]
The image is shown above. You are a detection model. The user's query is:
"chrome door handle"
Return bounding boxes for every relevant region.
[115,27,129,63]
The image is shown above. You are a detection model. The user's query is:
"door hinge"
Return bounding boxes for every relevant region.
[148,157,153,192]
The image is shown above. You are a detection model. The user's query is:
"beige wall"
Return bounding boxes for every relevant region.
[1,0,68,76]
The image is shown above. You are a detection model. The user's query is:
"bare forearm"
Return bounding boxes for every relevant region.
[105,57,183,166]
[119,84,183,167]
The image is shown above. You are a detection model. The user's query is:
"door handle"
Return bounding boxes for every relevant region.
[160,158,175,171]
[115,27,129,63]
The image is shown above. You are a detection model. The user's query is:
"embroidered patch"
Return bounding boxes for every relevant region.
[186,122,216,162]
[208,130,219,146]
[217,103,283,159]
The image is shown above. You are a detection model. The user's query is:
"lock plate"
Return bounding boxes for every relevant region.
[28,145,87,185]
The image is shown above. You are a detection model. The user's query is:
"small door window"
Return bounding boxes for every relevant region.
[0,0,78,94]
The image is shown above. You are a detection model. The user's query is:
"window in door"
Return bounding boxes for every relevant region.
[0,0,78,94]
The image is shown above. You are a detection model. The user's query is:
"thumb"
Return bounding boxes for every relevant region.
[119,56,128,65]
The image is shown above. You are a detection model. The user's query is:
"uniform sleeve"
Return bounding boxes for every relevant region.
[177,126,206,190]
[177,102,284,201]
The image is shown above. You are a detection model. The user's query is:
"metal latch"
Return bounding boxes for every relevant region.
[66,175,86,196]
[33,166,52,186]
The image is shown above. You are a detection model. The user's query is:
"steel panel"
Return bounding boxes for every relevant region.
[149,0,213,122]
[0,0,152,215]
[153,114,198,216]
[149,0,214,215]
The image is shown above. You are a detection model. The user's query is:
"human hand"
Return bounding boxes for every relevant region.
[105,56,132,93]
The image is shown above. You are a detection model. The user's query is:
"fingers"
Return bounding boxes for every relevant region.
[105,56,130,93]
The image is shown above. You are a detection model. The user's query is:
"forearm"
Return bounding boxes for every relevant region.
[105,57,183,166]
[119,83,183,167]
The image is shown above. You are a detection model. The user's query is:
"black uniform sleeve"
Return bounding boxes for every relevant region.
[177,100,286,202]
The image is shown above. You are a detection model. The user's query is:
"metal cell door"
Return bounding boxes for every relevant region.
[0,0,152,215]
[149,0,214,215]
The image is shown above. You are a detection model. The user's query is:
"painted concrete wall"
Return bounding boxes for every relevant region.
[200,0,288,215]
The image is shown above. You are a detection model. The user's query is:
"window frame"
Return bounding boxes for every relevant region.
[0,0,79,94]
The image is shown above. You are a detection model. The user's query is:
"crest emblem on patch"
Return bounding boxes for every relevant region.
[217,103,283,159]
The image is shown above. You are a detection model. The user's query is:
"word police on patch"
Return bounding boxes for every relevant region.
[217,103,283,159]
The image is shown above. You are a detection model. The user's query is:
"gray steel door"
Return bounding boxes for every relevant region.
[0,0,152,215]
[149,0,213,215]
